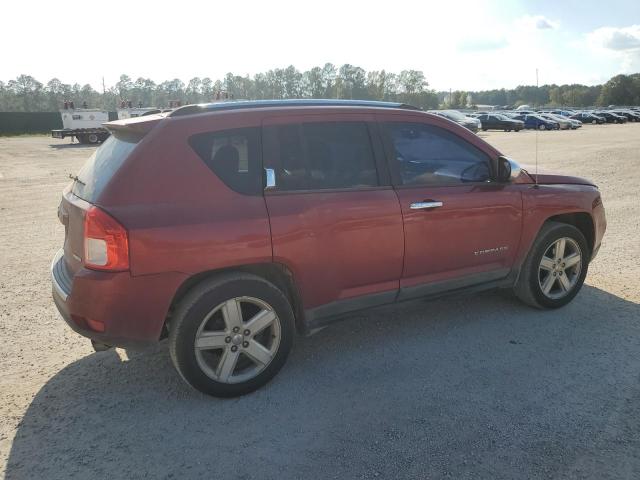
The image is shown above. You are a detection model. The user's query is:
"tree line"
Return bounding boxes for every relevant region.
[1,64,639,112]
[459,74,640,109]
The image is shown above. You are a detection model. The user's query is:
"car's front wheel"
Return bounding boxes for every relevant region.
[169,273,295,397]
[514,221,589,309]
[539,124,546,130]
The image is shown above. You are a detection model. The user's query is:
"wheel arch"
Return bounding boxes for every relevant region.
[163,262,305,338]
[544,212,595,258]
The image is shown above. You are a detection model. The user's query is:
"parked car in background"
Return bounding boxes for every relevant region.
[567,118,583,129]
[549,110,576,117]
[51,99,606,397]
[429,110,481,132]
[474,113,524,131]
[594,111,627,123]
[570,112,605,124]
[539,113,573,130]
[513,114,559,130]
[512,110,535,116]
[610,110,640,122]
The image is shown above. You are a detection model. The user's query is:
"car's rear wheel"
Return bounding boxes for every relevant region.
[539,124,546,130]
[169,273,295,397]
[514,221,589,309]
[592,119,597,124]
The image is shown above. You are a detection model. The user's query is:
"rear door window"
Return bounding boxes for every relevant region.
[189,127,261,195]
[263,122,379,191]
[73,134,138,202]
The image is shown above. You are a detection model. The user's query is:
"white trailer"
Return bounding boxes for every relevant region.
[51,105,160,144]
[51,108,111,144]
[117,107,160,119]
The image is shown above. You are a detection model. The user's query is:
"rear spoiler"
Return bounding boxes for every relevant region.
[103,113,166,136]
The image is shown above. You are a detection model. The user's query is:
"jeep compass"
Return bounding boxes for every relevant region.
[52,99,606,397]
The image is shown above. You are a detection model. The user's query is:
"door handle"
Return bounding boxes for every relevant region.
[410,201,443,210]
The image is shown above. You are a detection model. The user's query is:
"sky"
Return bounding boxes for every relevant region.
[2,0,639,92]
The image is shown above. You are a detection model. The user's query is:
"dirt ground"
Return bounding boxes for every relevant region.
[1,125,639,479]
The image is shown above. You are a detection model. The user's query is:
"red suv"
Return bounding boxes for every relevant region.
[52,100,606,397]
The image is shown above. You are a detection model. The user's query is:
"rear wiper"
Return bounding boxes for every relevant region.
[68,174,85,186]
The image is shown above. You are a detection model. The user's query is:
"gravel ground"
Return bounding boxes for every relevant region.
[1,126,639,479]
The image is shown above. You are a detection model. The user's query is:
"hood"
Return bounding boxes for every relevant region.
[524,170,596,186]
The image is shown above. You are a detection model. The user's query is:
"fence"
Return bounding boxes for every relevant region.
[0,112,65,135]
[0,112,119,135]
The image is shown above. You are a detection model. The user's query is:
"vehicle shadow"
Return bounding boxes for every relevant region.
[5,286,640,479]
[48,143,97,149]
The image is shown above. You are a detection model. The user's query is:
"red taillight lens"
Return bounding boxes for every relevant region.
[83,206,129,271]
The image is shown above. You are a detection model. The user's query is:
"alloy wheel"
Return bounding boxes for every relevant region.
[538,237,583,299]
[194,296,281,384]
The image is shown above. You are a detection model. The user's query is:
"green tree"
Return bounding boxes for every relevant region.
[598,74,636,106]
[115,74,133,101]
[7,75,43,111]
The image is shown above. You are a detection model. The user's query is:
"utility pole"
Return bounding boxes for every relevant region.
[536,68,540,107]
[102,77,106,109]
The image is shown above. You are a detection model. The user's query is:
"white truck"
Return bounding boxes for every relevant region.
[51,107,112,144]
[51,103,160,144]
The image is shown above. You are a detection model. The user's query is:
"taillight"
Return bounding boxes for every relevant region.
[83,206,129,271]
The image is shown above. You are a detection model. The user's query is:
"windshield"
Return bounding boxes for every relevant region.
[72,134,138,202]
[441,110,467,121]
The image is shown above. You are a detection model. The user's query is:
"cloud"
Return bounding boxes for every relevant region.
[589,25,640,51]
[587,25,640,72]
[517,15,559,31]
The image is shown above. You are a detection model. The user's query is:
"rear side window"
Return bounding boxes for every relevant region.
[189,127,261,195]
[384,122,491,186]
[73,134,138,202]
[263,122,378,191]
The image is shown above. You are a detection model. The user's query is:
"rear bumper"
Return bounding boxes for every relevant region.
[51,249,187,347]
[51,129,71,139]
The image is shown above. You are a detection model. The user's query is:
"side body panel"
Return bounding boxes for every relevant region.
[516,183,605,266]
[99,113,274,277]
[375,112,523,299]
[394,183,523,292]
[261,112,404,311]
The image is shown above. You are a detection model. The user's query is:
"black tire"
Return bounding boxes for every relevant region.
[539,124,546,131]
[87,133,99,144]
[169,273,295,397]
[514,221,589,309]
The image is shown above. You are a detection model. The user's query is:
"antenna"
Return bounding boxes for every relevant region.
[535,68,539,186]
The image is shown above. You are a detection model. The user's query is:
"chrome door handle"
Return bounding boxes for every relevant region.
[410,201,443,210]
[264,168,276,190]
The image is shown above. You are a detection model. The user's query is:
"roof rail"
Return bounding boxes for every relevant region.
[168,99,421,117]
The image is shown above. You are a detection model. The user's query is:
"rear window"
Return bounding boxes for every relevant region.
[73,134,138,202]
[189,127,262,195]
[263,122,379,191]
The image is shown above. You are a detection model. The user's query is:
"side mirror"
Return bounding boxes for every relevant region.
[497,156,521,182]
[497,156,511,182]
